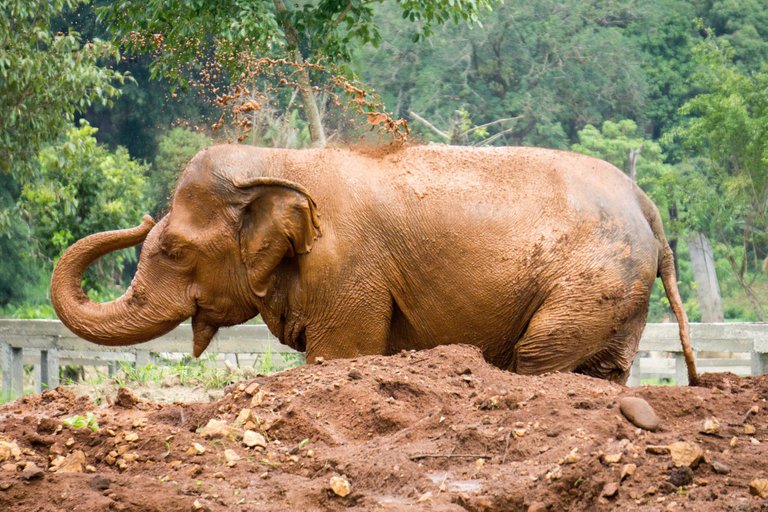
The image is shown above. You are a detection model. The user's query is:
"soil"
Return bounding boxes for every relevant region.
[1,344,767,511]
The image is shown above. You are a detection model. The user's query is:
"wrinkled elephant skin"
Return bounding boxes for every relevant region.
[51,144,698,385]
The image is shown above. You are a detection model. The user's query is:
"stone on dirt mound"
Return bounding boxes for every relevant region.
[618,396,660,431]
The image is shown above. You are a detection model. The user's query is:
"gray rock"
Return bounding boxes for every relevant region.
[619,396,660,431]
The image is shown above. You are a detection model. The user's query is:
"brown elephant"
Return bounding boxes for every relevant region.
[51,144,698,385]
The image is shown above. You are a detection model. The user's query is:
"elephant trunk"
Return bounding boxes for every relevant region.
[50,216,191,345]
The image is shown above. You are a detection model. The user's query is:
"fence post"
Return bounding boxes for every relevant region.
[135,350,152,368]
[675,353,689,386]
[40,349,59,391]
[627,357,641,387]
[1,343,24,399]
[752,351,768,376]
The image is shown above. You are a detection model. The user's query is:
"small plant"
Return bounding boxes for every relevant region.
[62,412,100,431]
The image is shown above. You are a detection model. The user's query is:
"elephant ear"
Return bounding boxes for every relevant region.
[234,177,321,297]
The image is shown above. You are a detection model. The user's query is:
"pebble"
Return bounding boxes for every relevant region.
[668,442,703,469]
[224,449,240,466]
[700,417,720,435]
[602,482,619,498]
[0,440,21,463]
[621,463,637,481]
[602,453,622,465]
[188,443,206,455]
[242,430,267,448]
[198,419,232,439]
[711,461,730,475]
[750,479,768,498]
[619,397,660,431]
[744,424,756,435]
[667,466,694,487]
[20,462,44,480]
[330,474,352,497]
[54,450,86,473]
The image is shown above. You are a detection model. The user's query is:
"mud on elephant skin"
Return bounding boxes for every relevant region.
[50,144,698,385]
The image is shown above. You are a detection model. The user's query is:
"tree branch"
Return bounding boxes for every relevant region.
[409,111,450,141]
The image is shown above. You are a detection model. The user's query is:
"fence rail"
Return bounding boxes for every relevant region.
[1,320,767,398]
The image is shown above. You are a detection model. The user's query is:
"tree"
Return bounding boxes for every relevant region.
[149,128,211,216]
[669,38,768,320]
[18,121,150,293]
[0,0,125,180]
[101,0,495,146]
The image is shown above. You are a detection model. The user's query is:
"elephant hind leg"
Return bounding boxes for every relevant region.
[573,304,648,384]
[509,291,649,385]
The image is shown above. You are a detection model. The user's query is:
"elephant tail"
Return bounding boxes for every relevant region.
[639,189,699,386]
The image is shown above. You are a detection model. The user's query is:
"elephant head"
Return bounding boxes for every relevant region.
[51,148,321,357]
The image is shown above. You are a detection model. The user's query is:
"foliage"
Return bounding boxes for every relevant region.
[100,0,495,144]
[0,0,126,181]
[148,128,211,215]
[62,412,100,431]
[359,0,653,148]
[17,121,150,292]
[669,37,768,319]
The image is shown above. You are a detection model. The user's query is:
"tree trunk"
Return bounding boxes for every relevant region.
[273,0,326,147]
[626,146,642,182]
[686,231,724,322]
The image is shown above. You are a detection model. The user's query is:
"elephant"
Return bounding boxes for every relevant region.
[51,144,698,385]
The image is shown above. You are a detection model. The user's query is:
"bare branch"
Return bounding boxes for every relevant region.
[409,111,450,141]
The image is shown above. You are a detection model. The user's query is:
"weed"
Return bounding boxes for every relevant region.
[62,412,99,431]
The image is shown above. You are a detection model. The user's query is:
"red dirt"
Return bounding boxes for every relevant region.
[1,344,767,511]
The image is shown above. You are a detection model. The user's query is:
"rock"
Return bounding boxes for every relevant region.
[562,448,580,464]
[242,430,267,448]
[244,382,260,395]
[188,443,206,455]
[619,397,660,431]
[602,453,622,465]
[114,387,140,408]
[527,502,548,512]
[234,408,252,427]
[750,479,768,498]
[198,419,232,439]
[700,417,720,435]
[646,445,671,455]
[711,461,730,475]
[89,476,111,491]
[55,450,86,473]
[743,424,756,435]
[0,439,21,463]
[1,463,16,472]
[123,432,139,442]
[20,462,44,480]
[330,474,352,497]
[621,463,637,481]
[601,482,619,498]
[224,449,240,466]
[348,369,363,380]
[667,466,694,487]
[418,491,433,502]
[669,442,703,469]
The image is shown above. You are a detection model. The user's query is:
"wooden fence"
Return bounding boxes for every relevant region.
[1,320,767,398]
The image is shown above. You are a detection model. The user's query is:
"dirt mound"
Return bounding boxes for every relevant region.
[1,344,767,511]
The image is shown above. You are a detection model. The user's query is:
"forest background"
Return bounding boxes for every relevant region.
[1,0,767,324]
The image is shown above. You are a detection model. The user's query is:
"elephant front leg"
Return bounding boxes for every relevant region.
[303,299,393,363]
